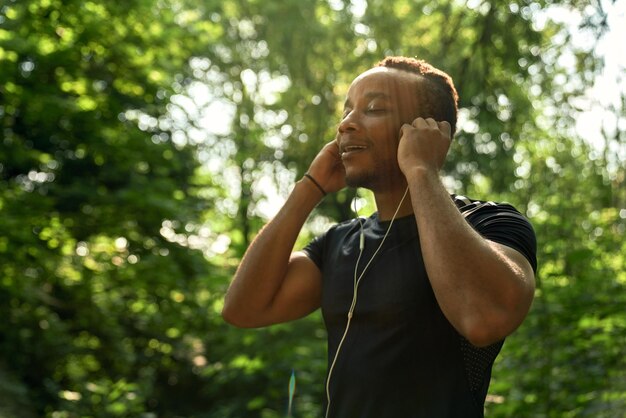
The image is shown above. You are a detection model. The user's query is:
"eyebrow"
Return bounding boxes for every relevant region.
[343,91,392,108]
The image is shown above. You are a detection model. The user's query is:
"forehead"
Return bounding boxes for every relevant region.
[345,67,419,102]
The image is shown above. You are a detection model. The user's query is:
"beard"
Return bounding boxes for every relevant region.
[345,168,378,189]
[345,161,404,192]
[343,160,405,191]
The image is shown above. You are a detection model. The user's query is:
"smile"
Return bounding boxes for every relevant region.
[340,145,367,156]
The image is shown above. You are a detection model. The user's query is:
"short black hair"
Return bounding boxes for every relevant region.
[376,56,459,135]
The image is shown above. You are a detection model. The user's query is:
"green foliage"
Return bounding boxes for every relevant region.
[487,133,626,417]
[0,0,225,416]
[1,0,624,417]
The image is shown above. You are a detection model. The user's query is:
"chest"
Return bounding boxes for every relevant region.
[320,230,435,327]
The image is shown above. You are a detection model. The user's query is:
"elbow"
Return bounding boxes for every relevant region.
[221,301,264,328]
[461,316,516,347]
[221,288,249,327]
[221,305,239,326]
[462,324,506,348]
[465,285,535,347]
[461,304,530,347]
[221,304,249,328]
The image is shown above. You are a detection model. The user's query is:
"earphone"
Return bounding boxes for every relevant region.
[324,186,410,418]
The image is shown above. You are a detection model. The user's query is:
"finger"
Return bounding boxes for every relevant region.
[326,140,341,156]
[424,118,438,128]
[399,123,414,138]
[411,117,426,128]
[437,121,452,138]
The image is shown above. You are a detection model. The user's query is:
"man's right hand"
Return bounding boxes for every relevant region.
[306,140,346,194]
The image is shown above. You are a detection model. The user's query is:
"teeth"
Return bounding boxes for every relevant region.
[345,145,366,152]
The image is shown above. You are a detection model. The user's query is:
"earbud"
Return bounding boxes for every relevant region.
[354,189,366,251]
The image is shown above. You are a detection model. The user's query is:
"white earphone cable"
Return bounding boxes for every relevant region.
[324,186,410,418]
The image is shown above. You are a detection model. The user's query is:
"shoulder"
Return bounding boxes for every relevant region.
[452,194,520,216]
[451,194,533,227]
[452,194,537,272]
[312,217,363,243]
[302,217,362,262]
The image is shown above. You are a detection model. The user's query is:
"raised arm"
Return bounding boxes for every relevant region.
[222,141,345,328]
[398,118,536,347]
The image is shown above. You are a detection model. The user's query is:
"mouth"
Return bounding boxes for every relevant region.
[340,144,368,157]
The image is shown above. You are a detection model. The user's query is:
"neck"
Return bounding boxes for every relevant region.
[373,184,413,221]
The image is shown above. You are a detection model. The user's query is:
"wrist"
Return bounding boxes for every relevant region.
[403,165,440,183]
[303,172,327,197]
[294,177,326,207]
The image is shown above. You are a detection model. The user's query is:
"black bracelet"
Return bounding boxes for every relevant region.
[303,173,327,196]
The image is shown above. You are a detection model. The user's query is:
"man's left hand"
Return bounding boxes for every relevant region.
[397,117,452,176]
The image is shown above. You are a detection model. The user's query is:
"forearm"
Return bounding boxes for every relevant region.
[407,168,534,346]
[222,179,321,323]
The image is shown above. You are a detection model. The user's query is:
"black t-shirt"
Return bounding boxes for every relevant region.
[303,195,537,418]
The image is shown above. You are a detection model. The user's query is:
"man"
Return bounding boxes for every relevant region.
[222,56,537,417]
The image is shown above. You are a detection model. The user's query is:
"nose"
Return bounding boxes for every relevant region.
[338,110,359,134]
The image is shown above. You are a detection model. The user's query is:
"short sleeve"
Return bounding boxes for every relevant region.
[302,233,325,270]
[455,197,537,273]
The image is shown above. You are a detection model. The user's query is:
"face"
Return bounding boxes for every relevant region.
[336,67,421,191]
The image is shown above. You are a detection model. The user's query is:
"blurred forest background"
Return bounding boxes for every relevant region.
[1,0,625,417]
